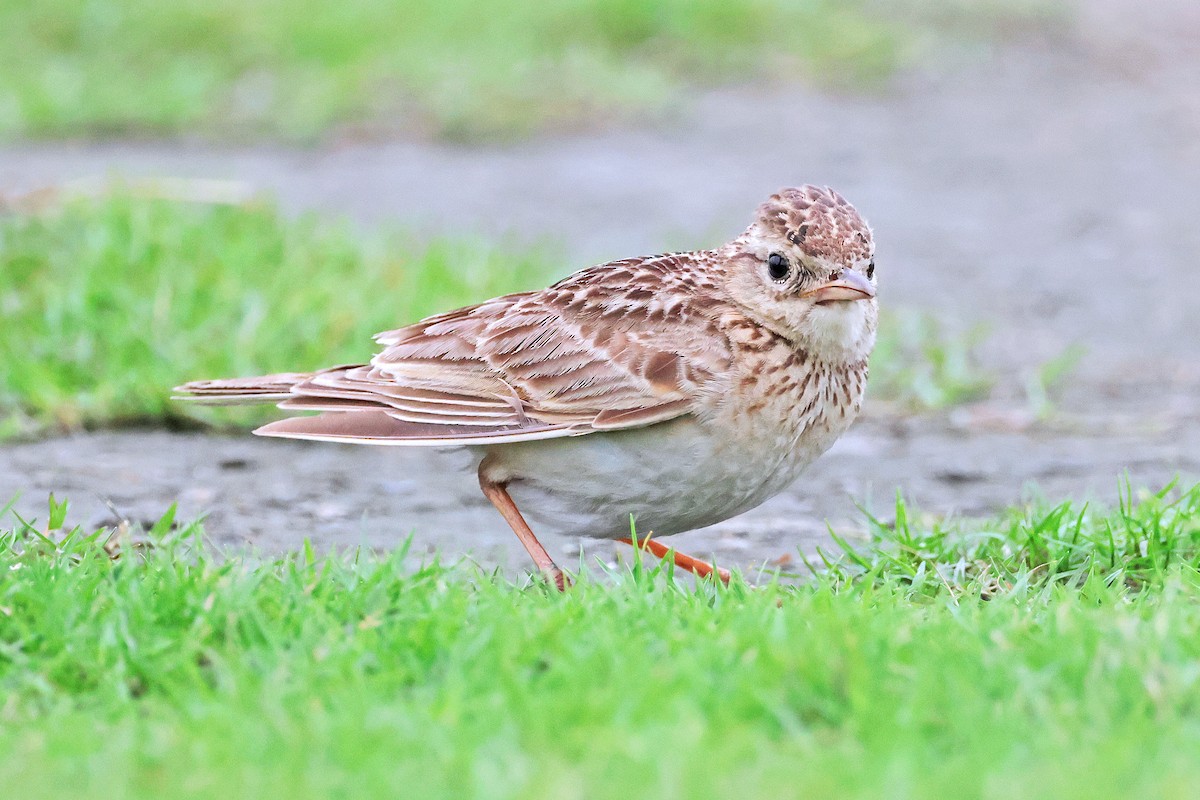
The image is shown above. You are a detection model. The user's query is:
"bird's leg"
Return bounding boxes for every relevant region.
[478,471,569,592]
[619,535,731,585]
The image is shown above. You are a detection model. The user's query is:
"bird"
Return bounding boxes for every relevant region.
[175,185,877,590]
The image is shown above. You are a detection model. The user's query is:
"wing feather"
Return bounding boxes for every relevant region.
[177,253,733,445]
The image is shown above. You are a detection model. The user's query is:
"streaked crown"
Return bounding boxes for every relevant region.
[753,185,873,267]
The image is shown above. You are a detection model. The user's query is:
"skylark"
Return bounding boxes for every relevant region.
[177,185,878,589]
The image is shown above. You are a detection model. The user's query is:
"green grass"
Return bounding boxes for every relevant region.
[3,483,1200,799]
[868,312,993,410]
[0,195,991,437]
[0,195,558,435]
[0,0,1060,142]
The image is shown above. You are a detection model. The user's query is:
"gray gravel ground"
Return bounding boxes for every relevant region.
[2,0,1198,575]
[4,410,1197,574]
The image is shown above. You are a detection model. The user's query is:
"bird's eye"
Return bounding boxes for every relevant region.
[866,260,875,280]
[767,252,790,282]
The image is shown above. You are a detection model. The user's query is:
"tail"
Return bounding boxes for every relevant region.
[172,372,313,406]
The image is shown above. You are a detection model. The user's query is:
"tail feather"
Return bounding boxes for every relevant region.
[172,372,313,406]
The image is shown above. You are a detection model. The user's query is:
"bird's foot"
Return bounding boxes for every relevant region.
[546,565,571,592]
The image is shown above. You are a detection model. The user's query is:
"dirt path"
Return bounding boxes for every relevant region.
[5,411,1198,573]
[2,0,1198,571]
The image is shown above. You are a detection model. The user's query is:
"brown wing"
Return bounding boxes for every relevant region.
[177,252,733,446]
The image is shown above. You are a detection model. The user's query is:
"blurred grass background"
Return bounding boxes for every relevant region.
[0,0,1060,141]
[0,196,554,434]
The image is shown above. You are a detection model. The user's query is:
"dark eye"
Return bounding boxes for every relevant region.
[866,260,875,279]
[767,252,790,282]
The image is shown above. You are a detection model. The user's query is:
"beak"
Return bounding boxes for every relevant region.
[802,269,876,305]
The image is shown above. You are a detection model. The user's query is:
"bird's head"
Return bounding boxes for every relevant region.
[724,185,878,364]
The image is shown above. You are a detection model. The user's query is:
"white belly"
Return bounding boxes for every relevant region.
[479,414,844,540]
